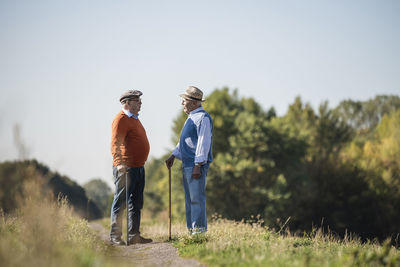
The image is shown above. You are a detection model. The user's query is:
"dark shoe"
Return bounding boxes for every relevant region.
[128,235,153,244]
[110,237,126,246]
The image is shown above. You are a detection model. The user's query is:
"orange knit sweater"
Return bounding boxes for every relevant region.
[111,111,150,168]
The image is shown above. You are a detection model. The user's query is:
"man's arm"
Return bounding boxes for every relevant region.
[195,116,212,165]
[111,117,128,172]
[193,116,212,178]
[172,142,182,160]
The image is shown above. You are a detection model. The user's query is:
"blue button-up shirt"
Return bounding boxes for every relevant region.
[122,108,139,120]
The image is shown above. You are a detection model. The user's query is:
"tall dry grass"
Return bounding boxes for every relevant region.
[0,169,119,267]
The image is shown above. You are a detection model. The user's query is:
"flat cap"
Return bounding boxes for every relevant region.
[119,90,143,102]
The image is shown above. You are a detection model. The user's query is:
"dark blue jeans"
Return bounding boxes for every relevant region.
[110,166,145,239]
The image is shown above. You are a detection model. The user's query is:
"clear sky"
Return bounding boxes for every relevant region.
[1,0,399,187]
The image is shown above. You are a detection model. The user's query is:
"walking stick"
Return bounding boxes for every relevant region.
[168,167,172,241]
[126,171,129,246]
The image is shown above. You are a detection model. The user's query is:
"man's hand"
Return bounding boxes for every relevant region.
[165,155,175,169]
[192,165,201,179]
[117,164,128,174]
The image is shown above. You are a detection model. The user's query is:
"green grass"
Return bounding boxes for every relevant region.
[171,216,400,267]
[99,210,400,266]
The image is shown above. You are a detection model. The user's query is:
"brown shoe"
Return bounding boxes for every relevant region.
[128,235,153,245]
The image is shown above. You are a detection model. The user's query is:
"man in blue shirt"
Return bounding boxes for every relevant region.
[165,86,213,234]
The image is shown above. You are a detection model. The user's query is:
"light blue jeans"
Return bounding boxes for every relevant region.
[182,164,209,233]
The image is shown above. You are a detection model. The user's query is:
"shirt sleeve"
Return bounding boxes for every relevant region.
[195,116,212,164]
[172,142,182,160]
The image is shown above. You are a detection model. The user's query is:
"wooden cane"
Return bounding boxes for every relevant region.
[126,171,129,246]
[168,167,172,241]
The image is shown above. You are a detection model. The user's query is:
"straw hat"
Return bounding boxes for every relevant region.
[180,86,205,102]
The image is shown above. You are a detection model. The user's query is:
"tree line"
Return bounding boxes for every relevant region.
[1,89,398,241]
[0,160,107,220]
[145,88,400,241]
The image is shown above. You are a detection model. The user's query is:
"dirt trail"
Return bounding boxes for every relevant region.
[89,222,205,267]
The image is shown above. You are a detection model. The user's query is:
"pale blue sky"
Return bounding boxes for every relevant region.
[0,0,399,187]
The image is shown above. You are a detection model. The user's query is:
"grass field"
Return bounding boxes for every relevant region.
[100,211,400,267]
[2,181,399,267]
[173,215,400,267]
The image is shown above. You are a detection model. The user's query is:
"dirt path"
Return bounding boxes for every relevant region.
[89,222,205,267]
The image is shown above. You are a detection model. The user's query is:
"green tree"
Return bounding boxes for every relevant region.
[334,95,400,133]
[146,88,303,224]
[0,160,102,219]
[146,88,400,241]
[83,178,112,217]
[271,97,400,240]
[144,156,185,220]
[344,109,400,195]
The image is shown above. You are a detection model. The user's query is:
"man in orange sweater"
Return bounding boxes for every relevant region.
[110,89,152,245]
